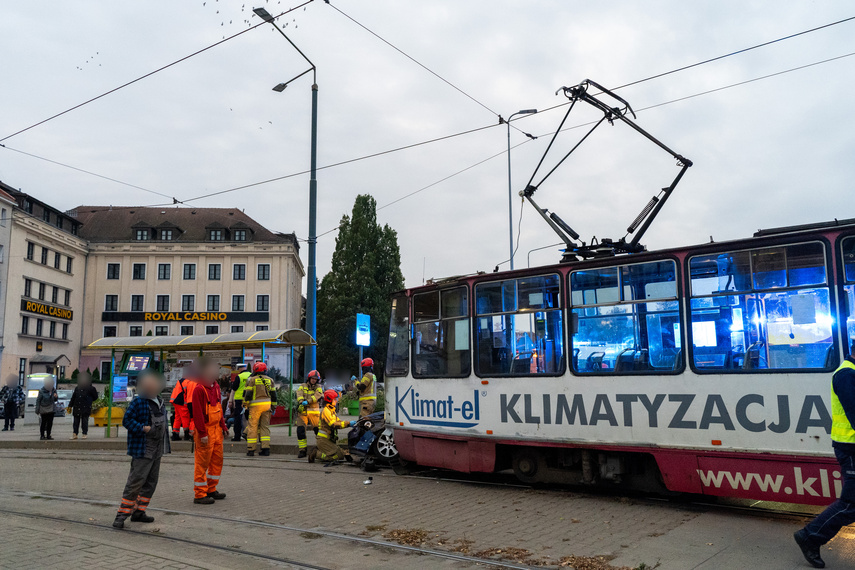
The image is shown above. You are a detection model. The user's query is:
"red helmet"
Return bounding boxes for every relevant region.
[361,358,374,369]
[307,370,320,380]
[323,389,339,403]
[253,362,267,373]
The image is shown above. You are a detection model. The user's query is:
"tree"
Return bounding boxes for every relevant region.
[316,195,404,379]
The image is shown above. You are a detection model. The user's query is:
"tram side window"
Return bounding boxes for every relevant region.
[689,242,833,372]
[570,260,681,374]
[412,287,470,377]
[841,236,855,354]
[386,293,410,377]
[474,275,564,376]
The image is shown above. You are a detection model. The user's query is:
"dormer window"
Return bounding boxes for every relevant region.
[161,229,173,240]
[42,209,51,223]
[135,229,151,240]
[233,229,247,241]
[209,229,224,241]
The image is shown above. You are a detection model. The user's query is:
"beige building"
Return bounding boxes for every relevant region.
[0,183,88,383]
[73,206,304,378]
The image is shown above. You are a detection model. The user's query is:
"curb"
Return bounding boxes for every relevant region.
[0,440,301,456]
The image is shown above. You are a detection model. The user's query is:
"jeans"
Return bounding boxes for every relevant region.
[3,403,17,429]
[232,400,243,440]
[803,443,855,545]
[73,413,90,435]
[39,413,54,438]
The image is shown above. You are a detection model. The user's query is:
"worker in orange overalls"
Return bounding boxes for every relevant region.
[170,376,196,441]
[189,358,227,504]
[295,370,324,459]
[308,389,355,466]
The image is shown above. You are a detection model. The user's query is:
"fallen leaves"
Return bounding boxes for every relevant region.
[382,528,430,546]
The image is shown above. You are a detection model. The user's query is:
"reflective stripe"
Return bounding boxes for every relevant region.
[194,482,207,487]
[359,396,376,401]
[317,432,329,439]
[260,437,271,441]
[118,508,132,513]
[831,360,855,443]
[207,475,220,480]
[249,399,271,406]
[247,438,257,443]
[298,439,307,448]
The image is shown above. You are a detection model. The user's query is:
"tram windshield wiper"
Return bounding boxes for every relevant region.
[520,79,693,261]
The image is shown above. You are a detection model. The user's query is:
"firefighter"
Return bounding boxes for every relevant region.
[355,358,377,418]
[308,389,355,466]
[228,364,250,441]
[295,370,324,458]
[170,375,196,441]
[243,362,275,457]
[189,359,227,504]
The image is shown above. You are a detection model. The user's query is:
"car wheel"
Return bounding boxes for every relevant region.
[375,428,399,460]
[512,449,545,484]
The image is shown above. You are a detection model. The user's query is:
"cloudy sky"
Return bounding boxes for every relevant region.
[1,1,854,289]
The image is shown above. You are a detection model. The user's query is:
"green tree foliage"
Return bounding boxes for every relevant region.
[316,195,404,378]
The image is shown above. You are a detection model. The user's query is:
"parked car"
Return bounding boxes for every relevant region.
[55,389,73,417]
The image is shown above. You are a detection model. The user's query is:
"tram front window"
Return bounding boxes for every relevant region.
[841,236,855,353]
[386,293,410,377]
[412,287,470,377]
[689,242,834,371]
[570,260,681,374]
[474,274,564,376]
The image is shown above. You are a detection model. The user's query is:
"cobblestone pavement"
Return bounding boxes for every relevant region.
[0,449,852,569]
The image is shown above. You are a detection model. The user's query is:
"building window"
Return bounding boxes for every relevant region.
[209,229,224,241]
[71,224,78,236]
[233,264,246,280]
[257,264,271,281]
[66,257,72,274]
[208,264,221,280]
[19,358,26,383]
[62,323,68,340]
[21,316,29,335]
[160,229,173,241]
[182,295,195,311]
[0,245,4,263]
[56,217,63,230]
[232,295,245,311]
[41,247,48,265]
[256,325,269,331]
[26,242,34,261]
[155,326,168,336]
[107,263,120,279]
[131,295,144,312]
[207,295,220,311]
[135,229,150,241]
[105,295,118,312]
[51,286,58,304]
[157,263,171,280]
[1,208,6,226]
[24,279,32,298]
[231,325,244,333]
[36,319,43,337]
[24,200,33,214]
[412,287,471,378]
[38,282,45,301]
[54,252,61,269]
[156,295,170,312]
[103,326,117,338]
[257,295,269,312]
[49,321,56,338]
[183,263,196,280]
[233,230,248,241]
[43,209,51,223]
[132,263,146,280]
[64,290,71,306]
[129,326,143,337]
[206,325,219,334]
[180,325,194,335]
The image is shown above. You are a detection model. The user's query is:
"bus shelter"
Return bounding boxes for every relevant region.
[84,329,316,437]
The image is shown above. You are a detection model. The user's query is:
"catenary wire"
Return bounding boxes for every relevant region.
[0,1,315,143]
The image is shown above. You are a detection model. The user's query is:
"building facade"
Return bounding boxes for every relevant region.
[0,183,88,383]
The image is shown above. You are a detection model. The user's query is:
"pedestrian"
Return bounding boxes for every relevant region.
[794,351,855,568]
[355,358,377,418]
[169,374,196,441]
[243,362,275,457]
[1,376,25,431]
[190,358,227,504]
[218,374,231,417]
[112,369,171,529]
[68,373,99,439]
[308,389,355,466]
[228,363,249,441]
[35,376,58,440]
[295,370,324,458]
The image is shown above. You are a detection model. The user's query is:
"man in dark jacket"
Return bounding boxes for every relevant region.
[68,374,99,439]
[1,377,25,431]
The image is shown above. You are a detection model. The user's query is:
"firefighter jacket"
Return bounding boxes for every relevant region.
[318,403,349,440]
[243,374,275,408]
[296,383,324,414]
[356,372,376,402]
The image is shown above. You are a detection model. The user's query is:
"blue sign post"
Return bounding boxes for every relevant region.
[356,313,370,377]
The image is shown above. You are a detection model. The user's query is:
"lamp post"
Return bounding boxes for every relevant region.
[505,109,537,270]
[254,7,319,371]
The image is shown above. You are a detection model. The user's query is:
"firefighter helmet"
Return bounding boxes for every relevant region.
[253,362,267,373]
[361,358,374,369]
[323,389,339,403]
[308,370,321,381]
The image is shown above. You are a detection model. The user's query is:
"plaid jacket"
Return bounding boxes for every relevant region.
[0,385,25,406]
[122,395,168,458]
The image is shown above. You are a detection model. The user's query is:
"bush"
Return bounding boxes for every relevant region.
[91,368,101,383]
[70,368,79,382]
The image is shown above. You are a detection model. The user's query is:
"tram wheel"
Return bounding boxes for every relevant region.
[512,449,545,484]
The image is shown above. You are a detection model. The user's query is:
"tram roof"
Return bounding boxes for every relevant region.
[84,328,316,351]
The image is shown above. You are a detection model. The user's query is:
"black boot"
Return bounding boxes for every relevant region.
[112,514,127,529]
[297,449,307,459]
[259,448,270,457]
[344,454,353,463]
[171,432,181,441]
[183,431,192,441]
[794,530,825,568]
[246,449,255,457]
[130,510,154,523]
[207,491,226,500]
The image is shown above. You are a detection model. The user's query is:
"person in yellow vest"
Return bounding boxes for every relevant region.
[228,364,250,442]
[295,370,324,459]
[355,358,377,418]
[794,353,855,568]
[308,389,355,466]
[243,362,275,457]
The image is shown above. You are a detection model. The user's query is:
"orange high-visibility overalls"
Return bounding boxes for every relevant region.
[193,389,223,499]
[170,378,196,434]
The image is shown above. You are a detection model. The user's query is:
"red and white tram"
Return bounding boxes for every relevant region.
[385,220,855,506]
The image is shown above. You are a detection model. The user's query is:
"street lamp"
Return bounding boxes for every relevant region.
[254,7,319,371]
[504,109,537,270]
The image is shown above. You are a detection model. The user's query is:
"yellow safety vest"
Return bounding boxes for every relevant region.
[831,359,855,443]
[234,370,251,401]
[357,372,376,402]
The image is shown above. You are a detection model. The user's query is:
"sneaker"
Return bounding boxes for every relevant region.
[112,515,127,529]
[259,449,270,457]
[297,449,307,459]
[207,491,226,500]
[1,428,7,432]
[82,434,88,439]
[794,530,825,568]
[130,511,154,523]
[246,450,255,457]
[307,447,317,463]
[193,496,215,505]
[70,434,78,440]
